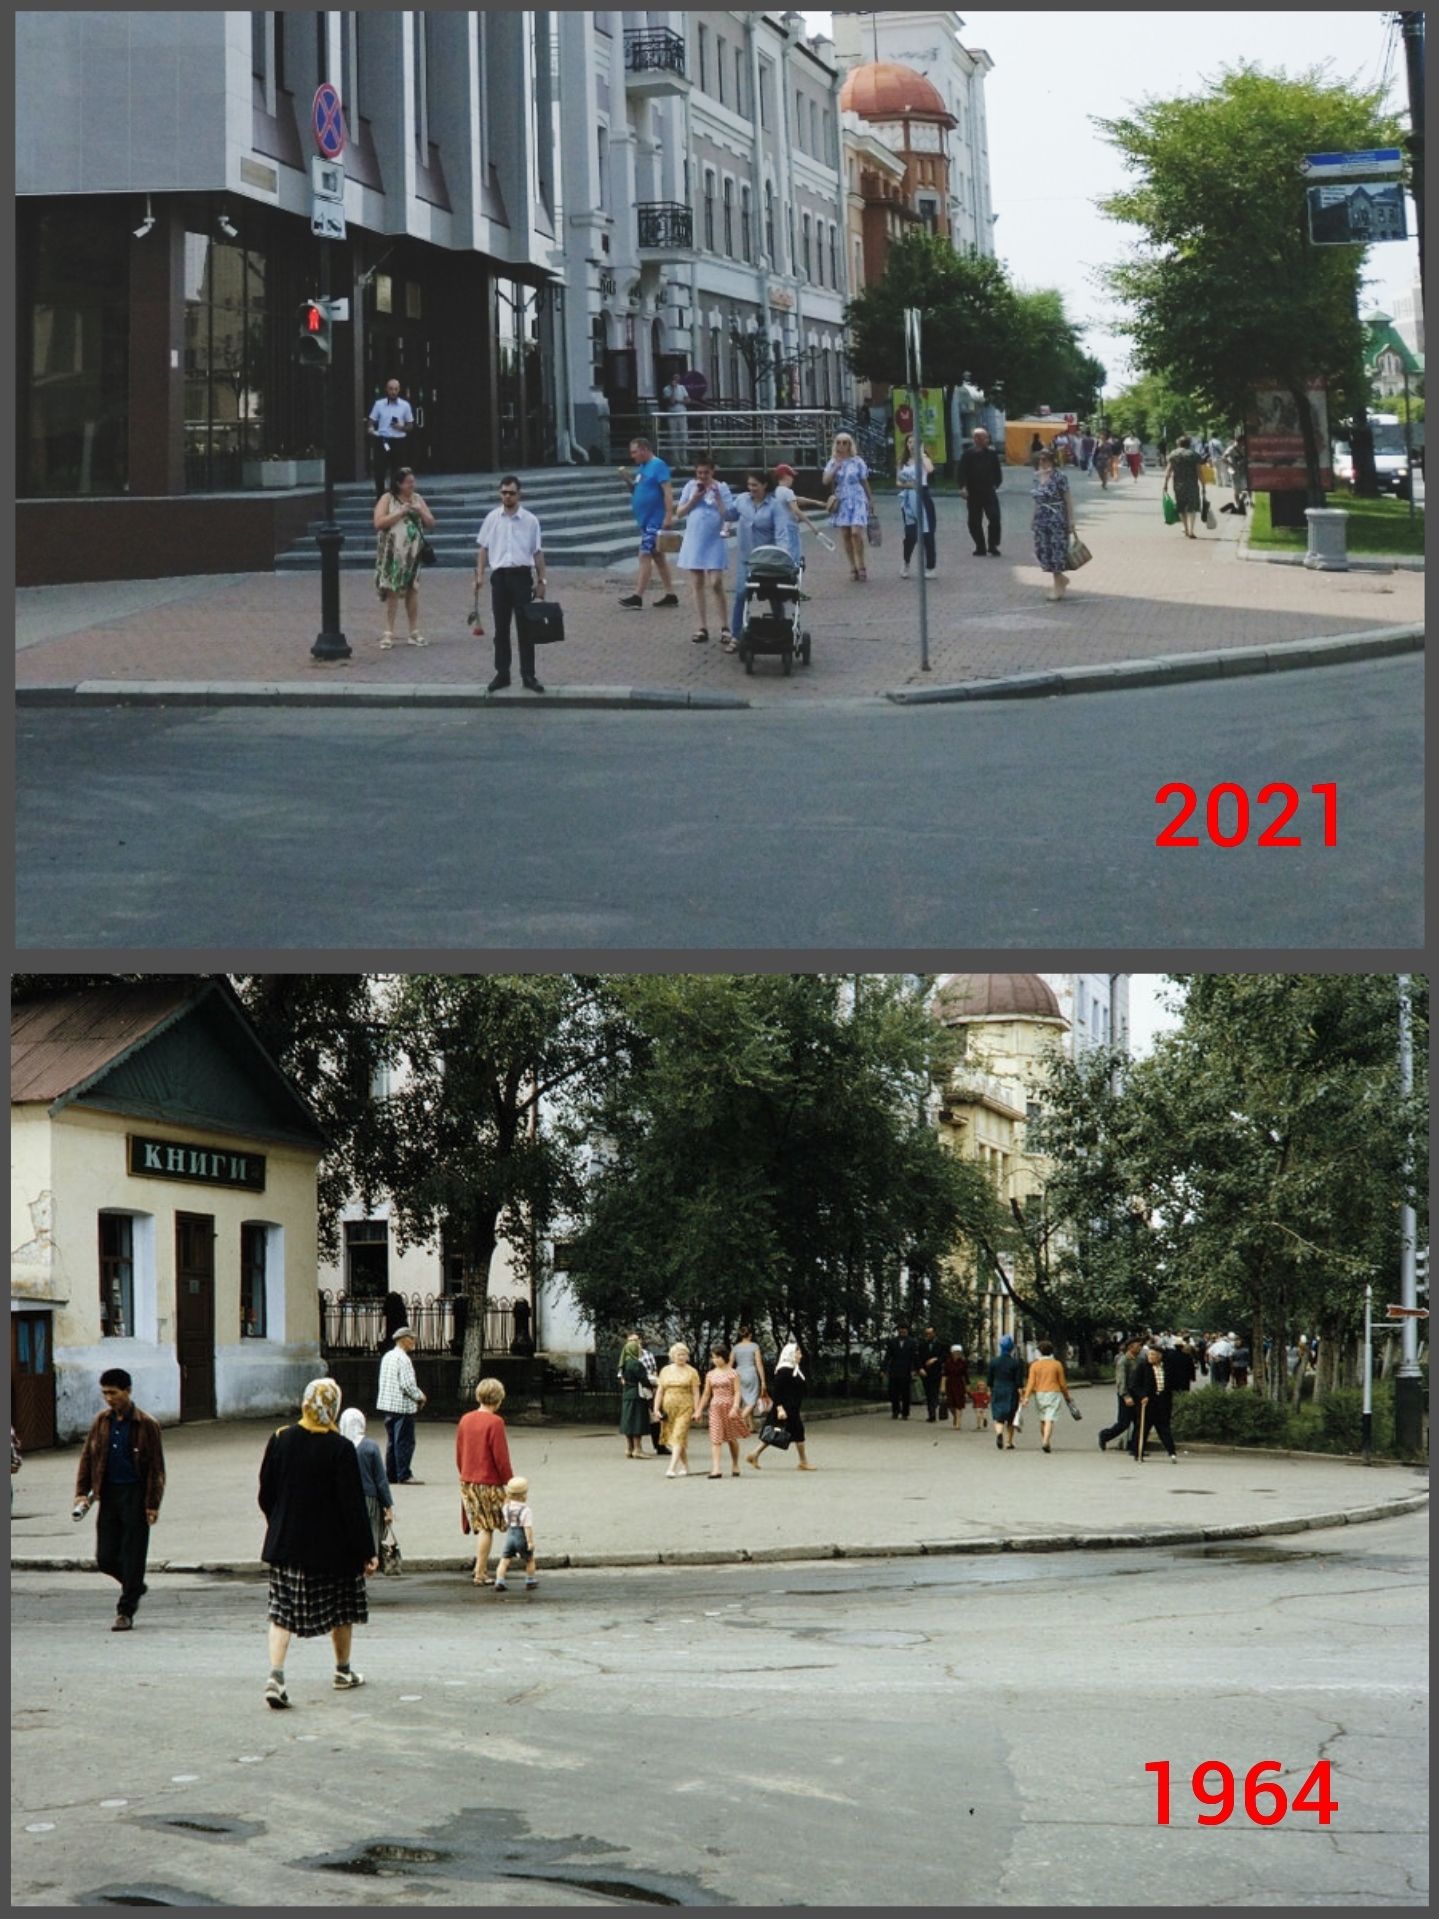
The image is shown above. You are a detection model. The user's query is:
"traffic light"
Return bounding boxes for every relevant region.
[295,298,331,367]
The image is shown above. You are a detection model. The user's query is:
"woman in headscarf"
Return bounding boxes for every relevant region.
[655,1343,702,1478]
[942,1344,970,1429]
[619,1336,653,1460]
[338,1406,393,1555]
[258,1378,378,1709]
[745,1340,817,1471]
[986,1335,1026,1452]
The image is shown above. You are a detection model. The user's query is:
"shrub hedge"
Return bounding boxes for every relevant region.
[1171,1382,1400,1454]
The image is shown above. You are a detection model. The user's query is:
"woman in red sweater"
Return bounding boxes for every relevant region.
[455,1378,514,1586]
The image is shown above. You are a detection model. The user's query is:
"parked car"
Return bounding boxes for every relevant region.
[1331,415,1414,498]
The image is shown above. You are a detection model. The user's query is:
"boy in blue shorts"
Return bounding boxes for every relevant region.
[493,1476,538,1591]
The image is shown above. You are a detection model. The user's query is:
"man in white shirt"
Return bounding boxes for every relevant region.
[376,1326,427,1484]
[365,378,415,499]
[475,475,548,694]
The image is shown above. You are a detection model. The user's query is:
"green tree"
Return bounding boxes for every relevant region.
[1104,370,1207,447]
[1003,286,1106,419]
[1097,65,1403,503]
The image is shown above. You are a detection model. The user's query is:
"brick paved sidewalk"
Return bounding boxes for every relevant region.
[16,471,1423,704]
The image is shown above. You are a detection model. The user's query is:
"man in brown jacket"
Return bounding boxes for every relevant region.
[73,1368,166,1630]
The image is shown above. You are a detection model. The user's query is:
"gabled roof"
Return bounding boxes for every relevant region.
[11,979,329,1150]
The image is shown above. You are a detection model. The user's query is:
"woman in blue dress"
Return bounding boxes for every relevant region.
[1030,447,1076,600]
[672,456,735,644]
[822,431,875,583]
[724,471,804,651]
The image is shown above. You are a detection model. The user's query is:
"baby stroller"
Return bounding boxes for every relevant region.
[737,544,811,677]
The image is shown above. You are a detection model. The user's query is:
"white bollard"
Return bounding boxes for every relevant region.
[1303,506,1350,571]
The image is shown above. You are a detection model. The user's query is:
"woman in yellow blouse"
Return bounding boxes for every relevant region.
[1019,1340,1077,1453]
[655,1343,703,1478]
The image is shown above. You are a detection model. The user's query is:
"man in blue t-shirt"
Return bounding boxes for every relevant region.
[617,436,680,609]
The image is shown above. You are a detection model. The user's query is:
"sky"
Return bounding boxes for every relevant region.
[805,10,1422,395]
[1127,974,1181,1059]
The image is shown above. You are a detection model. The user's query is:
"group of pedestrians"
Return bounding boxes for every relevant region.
[619,1330,816,1474]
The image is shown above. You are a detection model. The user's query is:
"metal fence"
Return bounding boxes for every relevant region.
[318,1289,518,1356]
[609,408,874,474]
[624,26,686,75]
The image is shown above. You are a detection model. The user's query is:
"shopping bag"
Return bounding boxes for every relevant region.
[1162,494,1179,525]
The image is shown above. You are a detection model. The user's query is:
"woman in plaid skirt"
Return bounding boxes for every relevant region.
[258,1378,378,1709]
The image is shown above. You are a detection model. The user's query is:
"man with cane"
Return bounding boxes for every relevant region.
[1127,1343,1179,1463]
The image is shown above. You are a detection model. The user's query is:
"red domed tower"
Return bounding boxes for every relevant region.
[840,61,957,283]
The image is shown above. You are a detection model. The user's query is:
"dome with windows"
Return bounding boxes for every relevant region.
[840,61,954,126]
[933,974,1064,1024]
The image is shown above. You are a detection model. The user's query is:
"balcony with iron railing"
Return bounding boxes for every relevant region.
[636,201,695,254]
[624,27,689,95]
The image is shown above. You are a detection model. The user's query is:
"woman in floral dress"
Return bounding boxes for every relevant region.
[655,1343,703,1478]
[822,432,875,582]
[1163,434,1205,538]
[372,466,437,648]
[1031,448,1076,600]
[696,1343,749,1478]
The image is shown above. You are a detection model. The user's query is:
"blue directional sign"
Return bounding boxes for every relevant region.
[311,82,347,159]
[1299,149,1404,181]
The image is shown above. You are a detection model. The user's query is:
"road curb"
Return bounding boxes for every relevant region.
[11,1491,1423,1578]
[14,680,752,712]
[1236,523,1425,572]
[884,623,1424,703]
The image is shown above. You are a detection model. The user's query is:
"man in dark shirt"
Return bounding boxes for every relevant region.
[73,1367,166,1630]
[884,1324,920,1420]
[917,1325,947,1422]
[1128,1346,1178,1462]
[957,427,1004,556]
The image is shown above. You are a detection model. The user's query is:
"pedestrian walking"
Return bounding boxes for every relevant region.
[475,474,548,695]
[672,456,734,646]
[1230,1340,1251,1390]
[364,377,415,500]
[1123,432,1143,480]
[1167,1338,1196,1394]
[376,1325,427,1485]
[617,437,681,609]
[726,471,797,647]
[897,433,937,577]
[883,1322,920,1419]
[1207,1332,1234,1390]
[372,467,436,649]
[732,1325,768,1421]
[1098,1338,1144,1452]
[822,432,875,582]
[655,1343,703,1477]
[1163,435,1204,537]
[1028,432,1046,469]
[1078,426,1096,473]
[917,1324,947,1421]
[258,1377,378,1707]
[637,1336,668,1454]
[1031,448,1076,600]
[1129,1345,1179,1462]
[456,1377,514,1586]
[661,374,690,457]
[746,1341,816,1470]
[696,1343,750,1478]
[71,1366,166,1632]
[986,1335,1025,1450]
[493,1476,538,1591]
[338,1407,393,1557]
[968,1385,990,1430]
[957,427,1003,556]
[1019,1340,1078,1453]
[619,1336,654,1459]
[769,466,827,557]
[943,1345,970,1428]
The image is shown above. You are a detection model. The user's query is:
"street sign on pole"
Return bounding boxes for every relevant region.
[1299,149,1404,180]
[311,155,344,200]
[311,82,347,158]
[1385,1305,1429,1318]
[1307,182,1408,246]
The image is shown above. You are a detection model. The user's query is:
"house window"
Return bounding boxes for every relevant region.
[412,10,429,161]
[710,326,723,399]
[598,128,609,210]
[796,92,805,148]
[810,99,820,157]
[697,23,708,92]
[251,10,266,80]
[758,60,772,129]
[802,211,812,279]
[723,177,734,256]
[765,182,775,260]
[240,1221,268,1338]
[99,1213,134,1339]
[829,223,838,288]
[345,1218,389,1300]
[735,49,745,117]
[741,184,752,262]
[716,36,726,106]
[704,169,716,250]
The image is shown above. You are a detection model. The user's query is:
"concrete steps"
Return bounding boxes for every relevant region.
[276,469,640,570]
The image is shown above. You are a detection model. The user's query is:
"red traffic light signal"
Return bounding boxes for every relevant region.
[295,299,332,366]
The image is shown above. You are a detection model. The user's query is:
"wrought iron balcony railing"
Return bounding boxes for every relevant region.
[636,201,694,251]
[624,27,687,76]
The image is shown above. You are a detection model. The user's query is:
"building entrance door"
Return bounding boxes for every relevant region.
[175,1213,216,1421]
[11,1311,56,1452]
[364,303,435,474]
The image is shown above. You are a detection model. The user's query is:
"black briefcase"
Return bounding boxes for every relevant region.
[518,599,565,645]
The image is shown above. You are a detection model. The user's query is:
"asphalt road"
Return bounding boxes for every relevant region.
[15,656,1423,949]
[10,1511,1427,1908]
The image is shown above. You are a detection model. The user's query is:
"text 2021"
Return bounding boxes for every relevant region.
[1155,782,1337,848]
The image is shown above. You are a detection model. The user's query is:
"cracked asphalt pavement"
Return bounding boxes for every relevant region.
[11,1509,1428,1907]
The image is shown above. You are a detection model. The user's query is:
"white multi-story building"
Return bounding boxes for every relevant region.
[1037,974,1130,1058]
[831,9,995,259]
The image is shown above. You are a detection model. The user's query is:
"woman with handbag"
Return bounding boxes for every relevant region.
[372,466,437,648]
[745,1341,816,1471]
[619,1337,653,1460]
[986,1335,1025,1451]
[1162,436,1204,539]
[338,1407,394,1557]
[1018,1340,1078,1454]
[822,432,875,583]
[1030,448,1076,601]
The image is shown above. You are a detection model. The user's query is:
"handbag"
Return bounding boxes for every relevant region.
[759,1420,793,1450]
[657,529,684,553]
[379,1521,402,1575]
[1067,1399,1083,1421]
[518,599,565,645]
[418,537,438,567]
[1199,461,1216,485]
[1202,498,1217,530]
[754,1394,773,1418]
[866,512,883,548]
[1162,494,1180,525]
[1066,532,1092,569]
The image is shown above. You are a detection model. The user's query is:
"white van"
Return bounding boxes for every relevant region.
[1331,415,1414,497]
